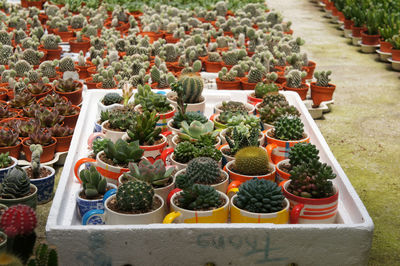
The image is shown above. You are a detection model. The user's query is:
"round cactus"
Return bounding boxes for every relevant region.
[58,57,75,72]
[102,92,123,106]
[288,143,319,168]
[179,75,204,103]
[235,178,285,213]
[174,141,197,163]
[0,205,37,236]
[116,181,154,212]
[234,147,271,176]
[273,116,305,141]
[186,157,220,185]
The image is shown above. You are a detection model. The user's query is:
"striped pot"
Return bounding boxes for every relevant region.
[156,106,175,133]
[282,180,339,224]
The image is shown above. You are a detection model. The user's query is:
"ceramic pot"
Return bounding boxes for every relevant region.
[0,184,37,209]
[167,91,206,114]
[23,165,55,204]
[76,183,117,218]
[276,159,291,184]
[0,156,17,182]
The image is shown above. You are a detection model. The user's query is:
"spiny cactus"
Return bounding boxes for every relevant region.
[116,180,154,212]
[186,157,220,185]
[0,152,12,168]
[273,116,305,141]
[106,109,136,131]
[0,167,31,199]
[22,49,44,66]
[174,141,198,164]
[178,75,204,104]
[286,53,304,70]
[247,63,265,83]
[98,68,121,89]
[286,69,306,88]
[208,52,221,62]
[289,143,320,168]
[0,44,13,65]
[14,29,27,44]
[164,44,179,62]
[26,242,59,266]
[79,166,107,199]
[259,100,300,125]
[11,59,32,77]
[58,57,75,72]
[102,92,123,106]
[1,204,37,235]
[71,14,86,29]
[41,34,61,50]
[27,70,42,84]
[178,184,222,211]
[218,67,237,82]
[181,60,202,75]
[235,178,285,213]
[30,145,43,179]
[226,127,259,156]
[215,1,228,16]
[39,60,59,78]
[288,159,336,198]
[221,49,247,66]
[314,70,332,87]
[234,146,271,176]
[0,30,12,45]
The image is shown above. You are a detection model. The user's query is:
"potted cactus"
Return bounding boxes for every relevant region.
[174,157,229,193]
[75,51,93,79]
[39,34,62,60]
[98,92,124,112]
[22,129,57,163]
[48,124,74,152]
[53,78,83,105]
[0,167,38,209]
[76,166,116,218]
[361,10,383,46]
[230,178,289,224]
[390,34,400,61]
[38,60,60,82]
[22,145,56,204]
[0,152,17,182]
[69,32,91,53]
[119,158,176,202]
[0,128,21,159]
[310,70,336,107]
[214,100,254,115]
[282,159,338,224]
[241,63,266,90]
[95,68,122,89]
[167,76,206,114]
[283,69,309,100]
[0,205,37,263]
[164,184,229,224]
[216,67,241,90]
[204,52,223,73]
[53,21,74,42]
[27,242,59,265]
[82,180,165,225]
[58,57,77,73]
[247,73,279,105]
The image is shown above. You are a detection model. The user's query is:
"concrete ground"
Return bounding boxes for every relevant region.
[267,0,400,265]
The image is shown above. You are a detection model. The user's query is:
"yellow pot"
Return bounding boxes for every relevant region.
[230,195,289,224]
[163,191,229,223]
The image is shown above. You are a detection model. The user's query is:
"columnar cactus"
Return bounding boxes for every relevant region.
[234,146,271,176]
[286,69,306,88]
[235,178,285,213]
[58,57,75,72]
[30,144,43,179]
[41,34,61,50]
[22,49,44,66]
[314,70,332,87]
[273,116,305,141]
[116,180,154,212]
[179,75,204,103]
[186,157,220,185]
[0,167,31,199]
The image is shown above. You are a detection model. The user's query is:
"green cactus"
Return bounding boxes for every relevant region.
[179,75,204,104]
[79,166,107,199]
[0,30,12,45]
[286,53,304,70]
[273,116,305,141]
[185,157,220,185]
[174,141,197,164]
[102,93,123,106]
[218,67,237,82]
[286,69,306,88]
[207,52,221,62]
[215,1,227,16]
[14,29,27,44]
[124,159,174,187]
[41,34,61,50]
[226,127,259,156]
[247,63,265,84]
[71,14,86,29]
[259,100,300,126]
[10,60,32,77]
[235,178,285,213]
[314,70,332,87]
[254,82,279,99]
[288,159,336,199]
[30,145,43,179]
[0,167,31,199]
[127,111,161,146]
[39,60,58,78]
[26,242,58,266]
[181,60,202,75]
[116,180,154,212]
[98,68,120,89]
[234,146,271,176]
[58,57,75,72]
[177,184,222,211]
[289,143,320,168]
[104,139,144,165]
[164,44,179,62]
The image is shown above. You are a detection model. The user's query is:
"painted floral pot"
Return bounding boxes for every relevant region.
[265,128,310,164]
[163,191,229,223]
[82,191,165,225]
[174,169,229,194]
[0,156,17,182]
[23,165,55,204]
[230,195,289,224]
[76,183,117,218]
[282,180,339,224]
[0,184,37,210]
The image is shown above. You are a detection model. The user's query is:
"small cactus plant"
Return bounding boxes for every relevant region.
[177,184,222,211]
[30,145,43,179]
[185,157,221,185]
[102,92,123,106]
[26,242,59,266]
[79,166,107,199]
[218,67,237,82]
[314,70,332,87]
[234,146,271,176]
[103,139,144,165]
[0,152,12,168]
[116,180,154,212]
[225,127,259,156]
[285,69,306,88]
[41,34,61,50]
[273,116,305,141]
[288,143,320,168]
[177,75,204,104]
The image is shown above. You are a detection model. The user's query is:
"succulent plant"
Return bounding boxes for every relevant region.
[104,139,144,165]
[0,44,14,65]
[30,144,42,179]
[102,92,123,106]
[15,119,41,138]
[234,146,271,176]
[1,204,37,234]
[124,159,174,187]
[314,70,332,87]
[54,101,78,116]
[0,106,17,119]
[0,30,12,45]
[116,180,154,212]
[288,159,336,198]
[58,57,75,72]
[174,141,198,164]
[71,14,86,29]
[179,120,218,146]
[172,111,208,129]
[106,109,136,131]
[36,109,63,128]
[92,138,111,156]
[288,142,320,168]
[258,96,300,125]
[97,68,121,89]
[185,157,220,185]
[26,130,54,146]
[0,152,12,168]
[226,127,259,156]
[273,116,305,141]
[0,167,31,199]
[39,93,67,108]
[220,101,248,113]
[176,75,204,104]
[254,80,279,99]
[177,184,222,211]
[247,63,265,84]
[26,242,58,266]
[27,69,42,84]
[235,178,285,213]
[218,67,237,82]
[0,128,19,147]
[22,104,46,118]
[22,49,44,66]
[285,69,306,88]
[53,78,81,93]
[221,49,247,66]
[27,82,50,95]
[41,34,61,50]
[127,111,161,146]
[80,166,107,199]
[48,124,74,137]
[10,59,32,77]
[39,60,59,78]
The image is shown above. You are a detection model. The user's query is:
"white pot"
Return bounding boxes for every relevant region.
[174,169,229,194]
[171,135,221,149]
[219,128,265,146]
[213,102,255,115]
[167,91,206,114]
[97,101,123,113]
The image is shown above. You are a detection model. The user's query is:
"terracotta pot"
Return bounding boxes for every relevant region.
[361,31,380,45]
[344,19,354,30]
[38,13,48,24]
[30,84,53,100]
[53,28,74,42]
[42,46,62,60]
[54,134,72,152]
[240,77,259,90]
[0,141,21,159]
[303,61,317,80]
[170,62,184,72]
[96,83,117,90]
[61,105,80,128]
[216,77,241,90]
[204,59,223,73]
[75,62,93,79]
[351,26,363,38]
[310,82,336,107]
[391,49,400,61]
[21,0,28,7]
[54,81,83,105]
[0,88,7,101]
[26,0,43,9]
[275,72,286,84]
[69,37,91,53]
[138,32,163,43]
[87,66,97,76]
[380,40,393,53]
[283,83,309,100]
[22,137,57,163]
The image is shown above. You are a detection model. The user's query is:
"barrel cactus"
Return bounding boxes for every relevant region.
[186,157,220,185]
[22,49,44,66]
[116,180,154,212]
[0,44,14,65]
[11,60,32,77]
[102,92,123,106]
[0,167,31,199]
[314,70,332,87]
[235,178,285,213]
[234,146,271,176]
[177,184,222,211]
[0,30,12,45]
[179,75,204,103]
[273,116,305,141]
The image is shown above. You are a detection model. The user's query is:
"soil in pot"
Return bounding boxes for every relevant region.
[99,152,130,169]
[24,167,51,179]
[107,196,162,214]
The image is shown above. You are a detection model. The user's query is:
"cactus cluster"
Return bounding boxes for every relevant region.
[288,142,320,168]
[185,157,220,185]
[80,166,107,199]
[233,146,271,176]
[0,30,12,45]
[58,57,75,72]
[174,141,222,164]
[116,180,154,212]
[39,60,58,78]
[218,67,237,82]
[285,69,306,88]
[177,184,222,211]
[273,116,305,141]
[41,34,61,50]
[235,178,285,213]
[11,60,32,77]
[314,70,332,87]
[0,167,31,199]
[226,127,259,156]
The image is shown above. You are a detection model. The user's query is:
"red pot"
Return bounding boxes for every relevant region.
[22,137,57,163]
[351,26,363,38]
[75,62,93,79]
[54,135,72,152]
[380,40,393,53]
[361,31,380,46]
[30,84,53,100]
[84,77,100,89]
[204,59,223,73]
[216,77,241,90]
[53,28,74,42]
[69,37,91,53]
[96,83,117,90]
[240,77,258,91]
[54,81,83,106]
[391,49,400,61]
[247,93,263,106]
[303,61,316,80]
[283,83,309,100]
[0,141,21,159]
[42,46,62,60]
[60,105,80,128]
[310,82,336,107]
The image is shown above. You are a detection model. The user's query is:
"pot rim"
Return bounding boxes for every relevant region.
[282,180,339,204]
[104,193,165,217]
[231,194,290,216]
[170,190,229,214]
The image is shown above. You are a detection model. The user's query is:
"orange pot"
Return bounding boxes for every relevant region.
[61,106,80,128]
[380,40,392,53]
[84,77,100,89]
[42,46,62,60]
[69,37,91,53]
[283,82,309,100]
[391,49,400,61]
[0,141,21,159]
[30,84,53,100]
[0,88,7,101]
[344,19,354,30]
[53,28,74,42]
[54,81,83,105]
[240,77,258,91]
[310,82,336,107]
[75,62,93,79]
[303,61,316,80]
[96,83,117,90]
[361,31,380,46]
[54,135,72,152]
[164,34,179,43]
[204,59,223,73]
[22,137,57,163]
[216,77,241,90]
[351,26,363,38]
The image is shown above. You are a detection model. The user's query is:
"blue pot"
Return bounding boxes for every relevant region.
[93,121,102,133]
[76,184,117,219]
[24,166,56,204]
[0,157,18,183]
